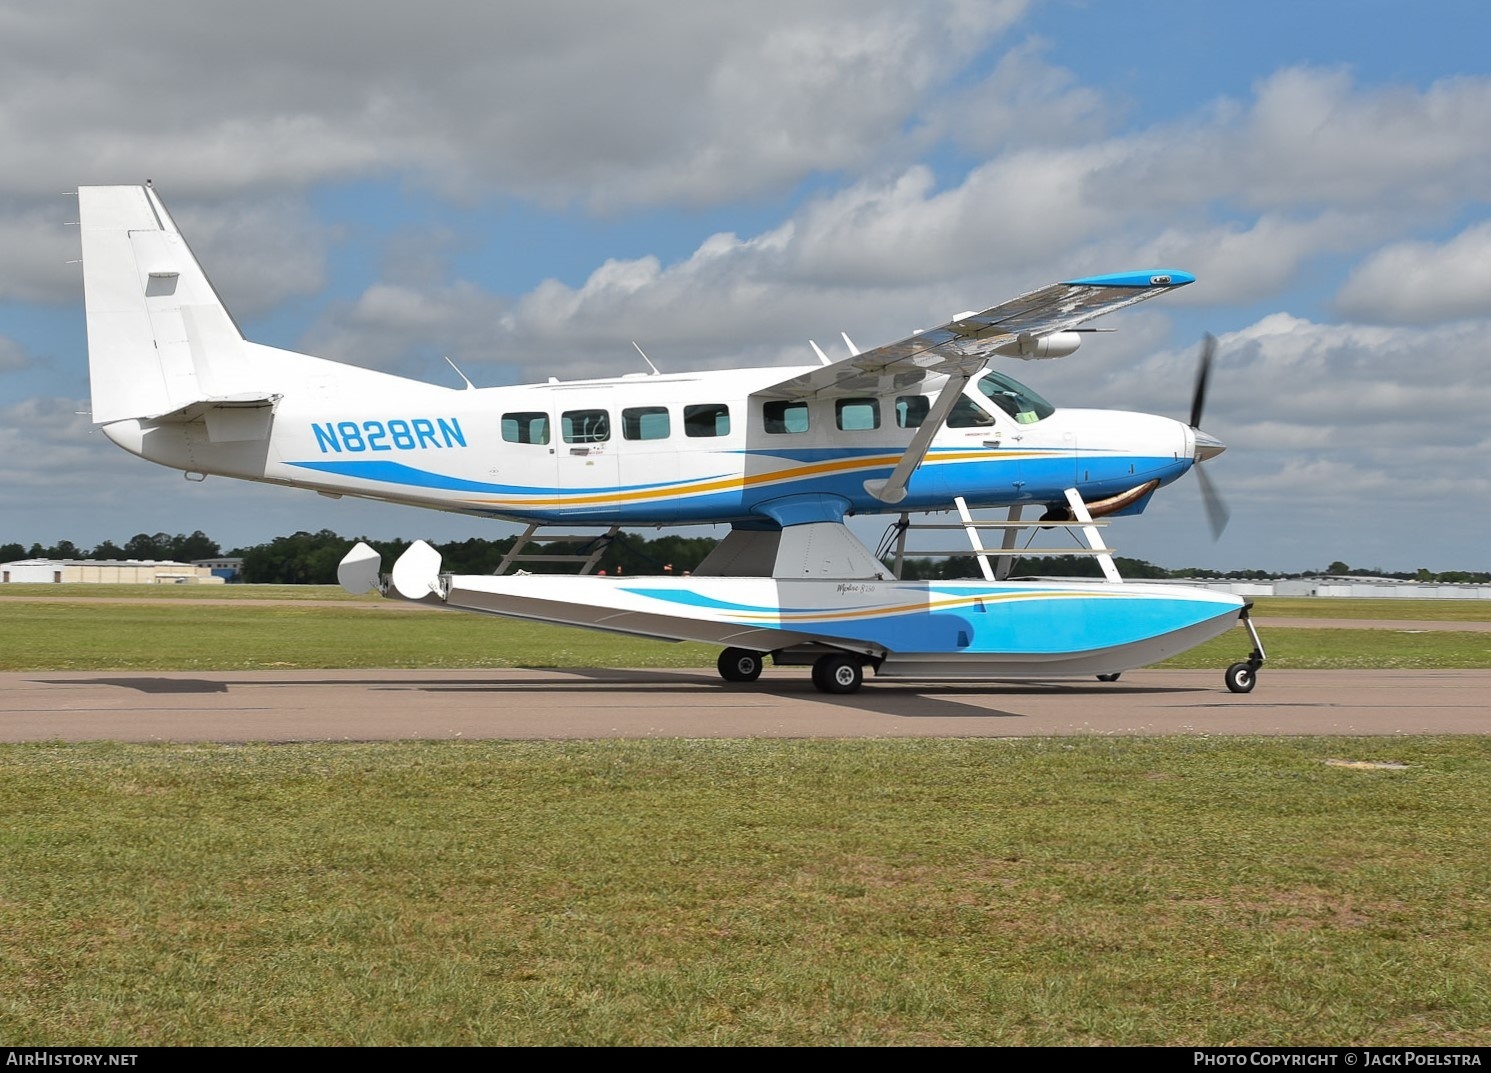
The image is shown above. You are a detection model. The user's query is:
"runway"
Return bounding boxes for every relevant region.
[2,667,1487,742]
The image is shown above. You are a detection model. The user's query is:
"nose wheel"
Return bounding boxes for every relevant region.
[1224,661,1257,693]
[1225,607,1266,694]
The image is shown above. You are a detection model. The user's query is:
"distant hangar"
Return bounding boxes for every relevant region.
[0,558,240,584]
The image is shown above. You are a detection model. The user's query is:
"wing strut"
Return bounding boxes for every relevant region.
[862,370,976,504]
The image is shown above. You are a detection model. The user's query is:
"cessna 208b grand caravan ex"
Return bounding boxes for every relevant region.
[76,183,1265,694]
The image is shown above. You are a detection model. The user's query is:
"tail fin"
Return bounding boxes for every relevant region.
[79,183,249,424]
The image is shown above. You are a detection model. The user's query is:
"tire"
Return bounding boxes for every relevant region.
[813,654,863,695]
[1225,662,1256,694]
[717,647,764,683]
[1096,673,1121,683]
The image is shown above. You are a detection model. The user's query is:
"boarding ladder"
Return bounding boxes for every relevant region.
[879,490,1122,583]
[494,523,623,576]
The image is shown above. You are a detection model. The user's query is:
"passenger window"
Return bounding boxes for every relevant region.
[502,411,550,445]
[895,396,929,429]
[836,397,880,431]
[763,400,809,434]
[684,403,730,437]
[622,406,670,441]
[561,409,610,443]
[947,395,994,428]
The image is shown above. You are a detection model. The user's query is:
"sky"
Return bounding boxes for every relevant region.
[2,0,1489,574]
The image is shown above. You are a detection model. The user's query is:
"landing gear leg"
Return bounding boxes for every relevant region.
[1225,606,1267,694]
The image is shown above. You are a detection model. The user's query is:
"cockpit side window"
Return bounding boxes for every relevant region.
[977,370,1054,423]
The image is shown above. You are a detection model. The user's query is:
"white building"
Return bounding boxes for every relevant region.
[191,557,245,581]
[1161,576,1491,600]
[0,559,226,584]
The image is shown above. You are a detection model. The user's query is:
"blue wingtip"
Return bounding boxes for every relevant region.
[1064,269,1196,288]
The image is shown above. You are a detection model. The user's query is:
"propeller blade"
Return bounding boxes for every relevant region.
[1189,332,1216,430]
[1194,460,1230,540]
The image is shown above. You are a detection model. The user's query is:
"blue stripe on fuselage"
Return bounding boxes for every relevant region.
[283,453,1192,522]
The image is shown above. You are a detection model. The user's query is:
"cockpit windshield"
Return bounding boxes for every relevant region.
[977,369,1055,424]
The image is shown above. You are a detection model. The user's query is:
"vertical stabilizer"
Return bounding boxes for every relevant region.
[78,184,247,424]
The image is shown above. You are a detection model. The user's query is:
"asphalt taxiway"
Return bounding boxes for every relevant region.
[1,667,1486,742]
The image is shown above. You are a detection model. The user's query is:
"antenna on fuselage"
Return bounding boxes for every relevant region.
[631,341,661,375]
[443,356,477,390]
[841,332,861,357]
[809,340,833,366]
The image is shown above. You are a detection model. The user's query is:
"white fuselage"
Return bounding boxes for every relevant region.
[102,344,1197,528]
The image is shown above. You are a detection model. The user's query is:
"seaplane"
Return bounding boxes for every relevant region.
[75,183,1266,694]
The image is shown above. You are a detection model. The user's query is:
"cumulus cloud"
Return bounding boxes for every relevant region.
[1237,68,1491,210]
[926,37,1113,153]
[0,206,84,304]
[0,188,330,314]
[1099,68,1491,214]
[1123,212,1373,306]
[1045,309,1491,568]
[1334,221,1491,323]
[11,8,1491,321]
[0,0,1023,207]
[163,195,333,317]
[0,398,135,501]
[1056,313,1491,527]
[429,154,1157,382]
[0,0,1037,312]
[445,67,1491,371]
[1089,313,1491,435]
[298,279,510,377]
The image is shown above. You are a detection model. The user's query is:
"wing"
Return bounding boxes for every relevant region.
[753,269,1195,401]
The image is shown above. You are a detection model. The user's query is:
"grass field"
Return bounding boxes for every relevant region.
[3,736,1489,1046]
[1,586,1488,1046]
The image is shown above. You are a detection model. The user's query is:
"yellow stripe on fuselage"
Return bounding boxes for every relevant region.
[462,448,1062,510]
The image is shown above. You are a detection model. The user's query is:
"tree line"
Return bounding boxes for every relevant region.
[4,530,1487,585]
[3,531,222,565]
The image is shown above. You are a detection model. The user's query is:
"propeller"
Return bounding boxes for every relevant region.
[1190,332,1215,430]
[1188,333,1230,540]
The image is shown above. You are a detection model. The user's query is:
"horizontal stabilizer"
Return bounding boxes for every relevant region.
[144,394,282,443]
